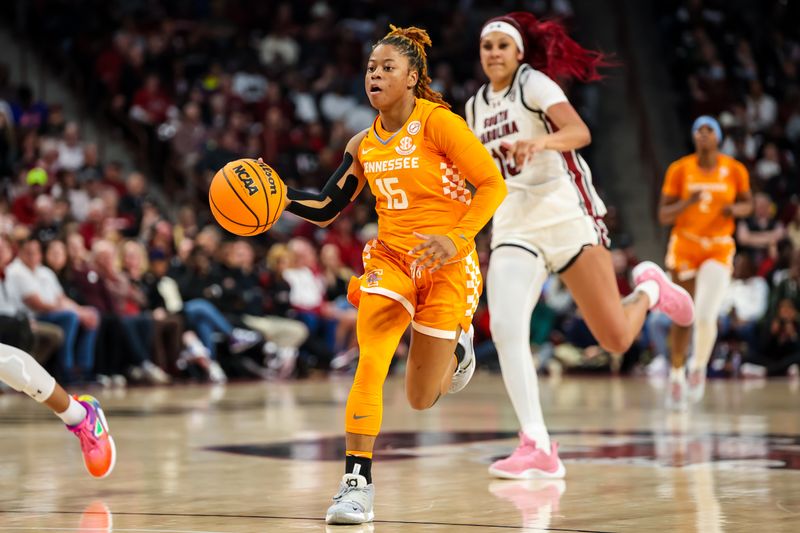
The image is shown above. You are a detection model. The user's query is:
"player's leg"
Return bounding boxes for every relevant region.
[666,275,695,409]
[560,245,651,353]
[485,245,564,478]
[687,259,731,403]
[0,342,115,477]
[327,292,411,525]
[403,250,484,405]
[403,328,460,409]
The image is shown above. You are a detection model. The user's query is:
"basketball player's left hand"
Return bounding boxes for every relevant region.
[409,232,457,273]
[502,139,548,167]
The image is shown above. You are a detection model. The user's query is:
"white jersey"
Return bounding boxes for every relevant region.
[466,64,606,218]
[466,64,609,270]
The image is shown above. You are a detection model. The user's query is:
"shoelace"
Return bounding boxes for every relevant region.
[332,483,370,510]
[70,415,100,452]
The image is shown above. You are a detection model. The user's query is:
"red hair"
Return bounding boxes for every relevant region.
[484,12,610,82]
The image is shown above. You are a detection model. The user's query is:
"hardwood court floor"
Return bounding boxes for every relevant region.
[0,373,798,532]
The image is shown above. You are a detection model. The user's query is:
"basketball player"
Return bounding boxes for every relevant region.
[268,25,506,524]
[467,12,696,479]
[0,342,115,477]
[659,116,752,408]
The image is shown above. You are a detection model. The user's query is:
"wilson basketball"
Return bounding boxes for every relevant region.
[208,159,286,236]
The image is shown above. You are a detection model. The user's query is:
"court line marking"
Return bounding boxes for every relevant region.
[0,510,617,533]
[0,526,223,533]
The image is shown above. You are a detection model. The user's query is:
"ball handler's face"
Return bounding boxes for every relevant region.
[480,32,523,84]
[365,44,418,110]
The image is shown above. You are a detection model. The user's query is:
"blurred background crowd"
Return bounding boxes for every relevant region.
[0,0,797,388]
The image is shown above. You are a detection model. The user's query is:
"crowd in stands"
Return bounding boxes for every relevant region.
[0,0,796,387]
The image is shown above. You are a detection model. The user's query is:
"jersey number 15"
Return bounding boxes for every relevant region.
[375,177,409,209]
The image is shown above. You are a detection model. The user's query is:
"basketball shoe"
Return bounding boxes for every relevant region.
[632,261,695,327]
[449,326,476,394]
[325,473,374,525]
[67,395,116,478]
[489,433,565,479]
[687,367,706,404]
[667,373,688,411]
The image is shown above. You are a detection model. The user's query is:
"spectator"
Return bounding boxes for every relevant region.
[56,122,84,171]
[0,235,63,365]
[5,237,98,383]
[737,193,786,266]
[718,254,770,359]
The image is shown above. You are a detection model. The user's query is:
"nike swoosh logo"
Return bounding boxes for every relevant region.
[361,147,375,155]
[352,413,370,420]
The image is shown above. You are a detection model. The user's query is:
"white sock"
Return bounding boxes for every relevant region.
[670,367,685,383]
[57,396,88,426]
[488,246,551,451]
[635,280,661,309]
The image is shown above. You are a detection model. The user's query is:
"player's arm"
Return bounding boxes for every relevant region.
[504,71,590,166]
[722,163,753,219]
[281,131,368,228]
[418,109,506,261]
[658,193,701,226]
[722,190,753,218]
[658,160,699,226]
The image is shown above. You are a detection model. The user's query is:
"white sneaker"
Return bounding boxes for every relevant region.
[667,375,687,411]
[142,361,171,385]
[207,360,227,384]
[449,326,476,394]
[687,367,706,404]
[645,356,669,377]
[325,474,374,525]
[740,362,767,378]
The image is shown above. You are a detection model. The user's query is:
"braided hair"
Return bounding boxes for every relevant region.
[375,25,451,109]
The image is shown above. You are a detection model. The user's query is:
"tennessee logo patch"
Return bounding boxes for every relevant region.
[366,269,383,288]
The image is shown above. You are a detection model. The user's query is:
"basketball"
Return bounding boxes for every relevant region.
[208,158,286,236]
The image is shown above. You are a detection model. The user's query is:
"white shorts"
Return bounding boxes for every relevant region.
[491,183,609,273]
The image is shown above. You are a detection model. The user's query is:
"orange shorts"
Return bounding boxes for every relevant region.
[347,239,481,340]
[665,232,735,281]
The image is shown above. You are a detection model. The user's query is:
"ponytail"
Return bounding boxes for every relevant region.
[486,12,610,83]
[376,25,451,109]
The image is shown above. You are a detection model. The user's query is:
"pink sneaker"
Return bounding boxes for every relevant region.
[632,261,695,327]
[489,433,565,479]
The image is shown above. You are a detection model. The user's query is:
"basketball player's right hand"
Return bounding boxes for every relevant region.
[502,138,547,167]
[257,157,292,209]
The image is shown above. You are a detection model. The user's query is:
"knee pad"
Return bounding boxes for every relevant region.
[0,343,56,402]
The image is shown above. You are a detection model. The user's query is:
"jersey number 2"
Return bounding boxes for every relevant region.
[375,177,408,209]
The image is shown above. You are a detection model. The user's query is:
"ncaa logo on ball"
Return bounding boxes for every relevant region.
[233,164,259,196]
[407,120,421,136]
[395,136,416,156]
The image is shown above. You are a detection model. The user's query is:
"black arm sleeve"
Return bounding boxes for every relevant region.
[285,152,360,222]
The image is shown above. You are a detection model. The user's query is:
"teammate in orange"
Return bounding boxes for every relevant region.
[266,26,505,524]
[467,11,696,480]
[659,116,752,408]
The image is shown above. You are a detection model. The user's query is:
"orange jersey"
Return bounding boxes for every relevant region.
[662,153,750,238]
[358,98,503,258]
